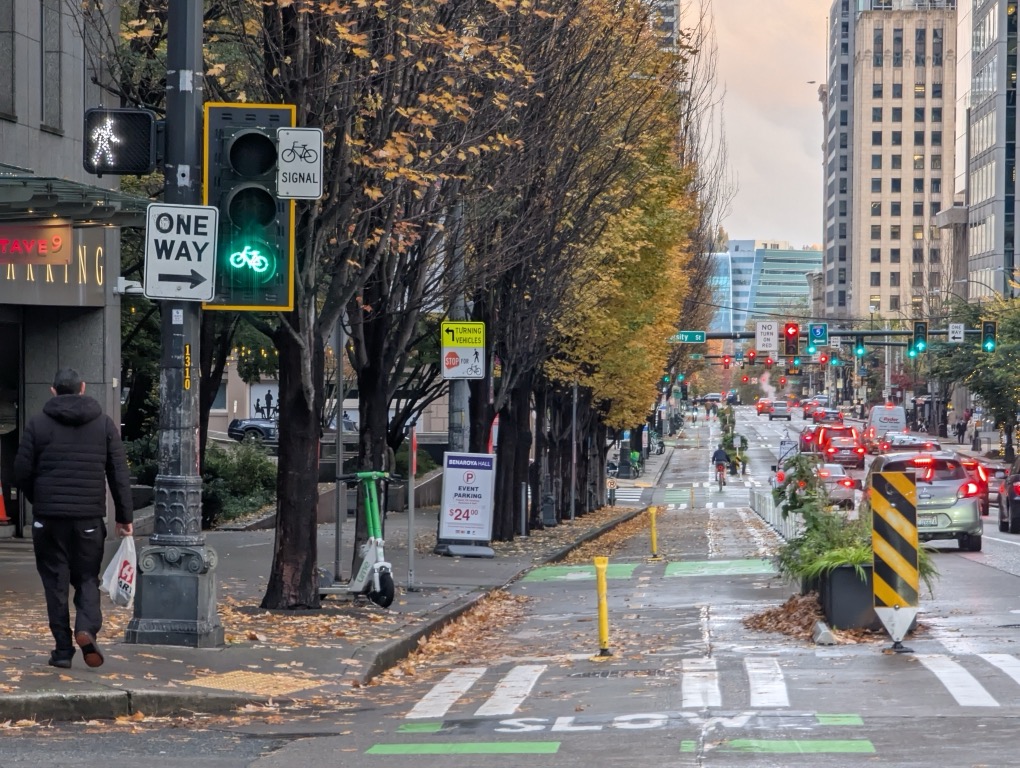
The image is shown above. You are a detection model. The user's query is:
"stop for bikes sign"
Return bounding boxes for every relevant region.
[440,321,486,380]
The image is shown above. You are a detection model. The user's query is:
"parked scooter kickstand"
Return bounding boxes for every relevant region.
[319,471,397,607]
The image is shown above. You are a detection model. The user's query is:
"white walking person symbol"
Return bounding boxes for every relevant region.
[90,118,122,168]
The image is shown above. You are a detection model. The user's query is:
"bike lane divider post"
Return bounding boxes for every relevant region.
[591,556,613,660]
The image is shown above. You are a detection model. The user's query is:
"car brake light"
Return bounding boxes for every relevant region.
[826,447,836,454]
[818,470,830,478]
[856,447,865,454]
[913,456,934,465]
[1012,481,1020,496]
[840,479,854,488]
[958,481,980,499]
[977,465,988,482]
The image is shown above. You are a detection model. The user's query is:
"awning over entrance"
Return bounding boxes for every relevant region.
[0,174,148,227]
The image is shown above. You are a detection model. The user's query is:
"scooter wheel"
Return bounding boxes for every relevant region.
[370,572,395,608]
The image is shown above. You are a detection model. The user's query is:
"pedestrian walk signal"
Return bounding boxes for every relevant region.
[982,321,997,352]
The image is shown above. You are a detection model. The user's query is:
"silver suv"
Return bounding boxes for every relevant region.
[769,402,792,421]
[861,452,982,552]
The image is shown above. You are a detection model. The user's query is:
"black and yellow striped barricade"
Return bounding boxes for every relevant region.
[871,471,918,648]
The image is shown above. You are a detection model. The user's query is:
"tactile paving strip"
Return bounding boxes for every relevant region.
[181,670,322,696]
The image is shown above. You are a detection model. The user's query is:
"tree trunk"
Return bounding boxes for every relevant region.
[493,398,519,541]
[260,321,324,610]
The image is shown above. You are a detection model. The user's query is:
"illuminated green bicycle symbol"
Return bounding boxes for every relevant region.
[229,245,270,274]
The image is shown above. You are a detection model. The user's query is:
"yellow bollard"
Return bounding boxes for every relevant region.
[591,556,612,659]
[648,506,663,561]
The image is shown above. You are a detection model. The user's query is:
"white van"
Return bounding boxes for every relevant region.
[864,404,908,453]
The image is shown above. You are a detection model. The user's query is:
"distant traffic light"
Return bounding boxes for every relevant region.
[912,321,928,353]
[747,350,757,365]
[779,376,787,386]
[783,322,800,356]
[819,352,829,365]
[765,356,774,369]
[722,355,731,369]
[741,375,749,383]
[854,336,866,357]
[982,320,997,352]
[806,341,817,354]
[677,373,685,382]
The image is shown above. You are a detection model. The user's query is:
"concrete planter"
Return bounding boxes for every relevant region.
[818,564,882,631]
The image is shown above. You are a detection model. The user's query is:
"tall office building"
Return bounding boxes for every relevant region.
[726,240,823,332]
[823,0,958,320]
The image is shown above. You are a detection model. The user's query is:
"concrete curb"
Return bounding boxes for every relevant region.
[0,687,257,722]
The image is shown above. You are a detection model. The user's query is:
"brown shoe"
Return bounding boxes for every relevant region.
[74,631,104,668]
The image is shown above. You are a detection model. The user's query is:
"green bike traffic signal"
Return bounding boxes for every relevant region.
[204,102,295,311]
[912,321,928,354]
[982,320,997,352]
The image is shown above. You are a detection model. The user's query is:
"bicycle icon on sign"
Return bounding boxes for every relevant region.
[465,364,482,377]
[230,245,270,273]
[280,141,318,164]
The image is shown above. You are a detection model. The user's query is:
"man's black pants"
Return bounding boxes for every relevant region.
[32,517,106,653]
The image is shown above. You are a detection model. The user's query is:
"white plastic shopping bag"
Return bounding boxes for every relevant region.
[100,536,137,608]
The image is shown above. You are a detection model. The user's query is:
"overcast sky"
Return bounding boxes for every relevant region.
[712,0,826,249]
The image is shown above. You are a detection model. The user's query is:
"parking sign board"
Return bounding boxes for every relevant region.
[756,321,778,352]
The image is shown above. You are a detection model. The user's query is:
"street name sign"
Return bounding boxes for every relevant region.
[143,203,218,302]
[756,321,778,352]
[809,322,829,345]
[670,331,706,343]
[947,322,964,343]
[441,321,485,380]
[276,127,323,199]
[689,353,704,360]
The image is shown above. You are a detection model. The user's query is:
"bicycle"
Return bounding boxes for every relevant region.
[280,141,319,164]
[715,462,727,492]
[318,470,396,607]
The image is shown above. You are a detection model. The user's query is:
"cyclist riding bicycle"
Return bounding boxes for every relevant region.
[710,444,730,486]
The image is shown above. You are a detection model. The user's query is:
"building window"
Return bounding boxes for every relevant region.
[872,154,882,169]
[839,268,847,283]
[891,155,902,169]
[892,107,902,122]
[840,154,848,171]
[873,82,883,98]
[841,109,849,126]
[890,296,901,310]
[913,178,924,192]
[871,272,882,287]
[873,107,883,122]
[933,27,943,66]
[874,26,884,66]
[838,245,847,261]
[930,270,941,286]
[914,106,925,121]
[891,178,902,193]
[915,26,926,66]
[872,177,882,192]
[839,178,847,193]
[913,201,924,216]
[871,225,881,240]
[872,131,883,146]
[890,248,901,263]
[931,178,941,193]
[891,131,902,146]
[913,154,924,169]
[840,132,848,149]
[932,82,942,99]
[890,272,901,287]
[912,248,923,262]
[871,248,882,263]
[912,271,923,287]
[931,154,941,170]
[913,225,924,240]
[838,222,847,237]
[932,131,942,146]
[914,130,925,146]
[0,0,13,117]
[932,107,942,122]
[839,200,848,215]
[915,82,926,98]
[838,290,846,306]
[891,201,901,216]
[41,0,62,130]
[870,296,882,311]
[890,224,901,239]
[871,202,882,216]
[893,27,903,66]
[893,83,903,98]
[929,247,941,262]
[211,382,227,410]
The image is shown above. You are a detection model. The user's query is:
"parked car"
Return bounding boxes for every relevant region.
[824,436,866,469]
[882,433,941,453]
[769,402,792,421]
[756,398,773,415]
[799,425,820,453]
[996,456,1020,533]
[812,408,844,424]
[958,457,1005,517]
[815,463,860,509]
[862,452,983,552]
[227,417,278,446]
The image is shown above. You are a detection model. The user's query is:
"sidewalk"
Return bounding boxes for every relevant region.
[0,446,676,722]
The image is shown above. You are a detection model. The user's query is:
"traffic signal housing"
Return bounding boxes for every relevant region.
[779,376,787,386]
[819,352,829,365]
[912,321,928,353]
[722,355,731,369]
[765,356,774,369]
[83,107,158,176]
[747,350,757,365]
[854,336,866,357]
[741,375,749,384]
[204,102,295,311]
[982,321,997,352]
[784,322,800,356]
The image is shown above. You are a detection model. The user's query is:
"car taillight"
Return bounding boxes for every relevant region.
[856,447,865,454]
[826,447,836,454]
[977,465,988,483]
[805,435,813,442]
[913,456,934,466]
[1012,481,1020,496]
[840,479,854,488]
[818,470,830,478]
[958,481,981,499]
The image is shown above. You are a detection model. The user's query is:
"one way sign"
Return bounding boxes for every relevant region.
[143,203,218,301]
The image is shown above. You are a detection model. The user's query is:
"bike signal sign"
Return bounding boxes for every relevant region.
[441,321,485,380]
[276,128,323,199]
[143,203,218,301]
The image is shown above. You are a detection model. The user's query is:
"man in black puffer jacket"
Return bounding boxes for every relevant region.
[14,368,133,669]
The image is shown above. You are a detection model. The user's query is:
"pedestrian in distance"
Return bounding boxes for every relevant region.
[13,368,133,670]
[955,419,966,445]
[265,390,275,418]
[254,398,264,418]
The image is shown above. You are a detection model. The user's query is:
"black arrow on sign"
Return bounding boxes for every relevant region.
[158,269,207,288]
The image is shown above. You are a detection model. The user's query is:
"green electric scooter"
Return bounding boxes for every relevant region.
[319,470,395,608]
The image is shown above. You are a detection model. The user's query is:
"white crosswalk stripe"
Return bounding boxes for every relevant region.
[917,654,999,707]
[405,667,485,719]
[473,664,547,716]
